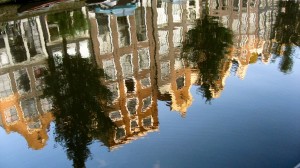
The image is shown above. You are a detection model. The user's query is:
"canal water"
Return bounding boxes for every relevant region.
[0,0,299,168]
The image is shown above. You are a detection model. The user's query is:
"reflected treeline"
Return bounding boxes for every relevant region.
[181,15,233,102]
[43,40,115,168]
[271,0,300,73]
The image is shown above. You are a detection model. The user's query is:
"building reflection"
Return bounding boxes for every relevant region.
[0,0,299,164]
[89,2,159,149]
[155,0,201,117]
[208,0,280,79]
[0,18,52,149]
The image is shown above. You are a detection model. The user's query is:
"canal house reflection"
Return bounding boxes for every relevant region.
[89,2,159,148]
[0,0,299,167]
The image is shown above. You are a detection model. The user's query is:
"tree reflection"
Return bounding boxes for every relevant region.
[181,15,233,102]
[271,0,300,74]
[47,9,88,37]
[43,40,115,168]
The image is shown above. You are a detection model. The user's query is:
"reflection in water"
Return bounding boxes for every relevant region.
[47,9,88,38]
[182,15,233,102]
[0,60,52,150]
[0,0,300,167]
[43,41,115,167]
[270,0,300,73]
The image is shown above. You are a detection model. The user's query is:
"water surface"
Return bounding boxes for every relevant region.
[0,0,299,167]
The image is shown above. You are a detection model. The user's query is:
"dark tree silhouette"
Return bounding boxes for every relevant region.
[43,40,115,168]
[181,15,233,102]
[271,0,300,74]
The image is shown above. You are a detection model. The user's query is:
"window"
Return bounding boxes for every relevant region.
[97,14,113,54]
[173,27,183,48]
[135,7,148,42]
[27,120,41,132]
[242,0,247,7]
[120,54,133,78]
[21,98,39,119]
[40,97,53,113]
[157,3,168,26]
[48,25,60,42]
[143,116,152,127]
[109,111,122,121]
[232,19,240,34]
[7,22,27,64]
[0,73,13,99]
[172,4,182,23]
[222,16,229,28]
[67,43,77,56]
[4,106,19,124]
[138,48,150,71]
[160,61,170,80]
[175,58,184,70]
[141,77,151,88]
[33,65,47,91]
[108,83,119,101]
[130,120,139,131]
[0,51,10,66]
[142,96,152,112]
[233,0,239,11]
[79,40,90,58]
[158,31,169,55]
[117,17,131,47]
[241,13,248,34]
[103,59,116,80]
[115,126,126,140]
[125,78,135,93]
[23,18,43,57]
[176,76,185,90]
[14,68,31,95]
[127,98,138,116]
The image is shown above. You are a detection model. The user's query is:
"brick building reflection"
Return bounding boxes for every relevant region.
[0,17,52,149]
[155,0,200,117]
[89,1,159,149]
[208,0,279,79]
[0,0,283,150]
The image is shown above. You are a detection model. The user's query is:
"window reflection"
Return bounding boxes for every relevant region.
[14,68,31,95]
[135,7,148,42]
[0,73,13,99]
[103,59,116,81]
[120,54,133,78]
[138,48,150,71]
[96,14,113,54]
[117,17,131,47]
[4,106,19,124]
[21,98,39,119]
